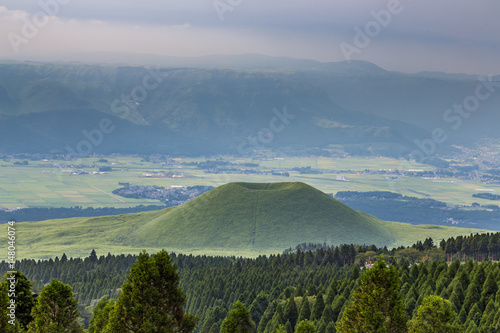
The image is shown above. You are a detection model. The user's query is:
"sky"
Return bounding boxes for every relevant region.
[0,0,499,75]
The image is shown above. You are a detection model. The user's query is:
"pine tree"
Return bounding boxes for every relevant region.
[480,272,497,304]
[311,292,325,321]
[298,297,311,323]
[465,320,479,333]
[257,300,277,333]
[330,295,345,322]
[268,304,285,333]
[479,299,496,328]
[325,286,336,305]
[220,301,255,333]
[449,283,465,313]
[408,295,462,333]
[294,285,305,298]
[457,308,468,325]
[201,305,227,333]
[283,295,298,328]
[296,319,316,333]
[405,297,417,317]
[316,319,326,333]
[467,303,482,327]
[336,258,408,333]
[249,293,268,330]
[325,322,335,333]
[321,304,334,324]
[103,250,198,333]
[88,296,115,333]
[276,324,287,333]
[28,279,82,332]
[463,283,480,314]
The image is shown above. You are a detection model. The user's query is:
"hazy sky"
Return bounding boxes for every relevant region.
[0,0,499,75]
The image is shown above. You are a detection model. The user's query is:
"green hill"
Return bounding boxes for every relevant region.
[15,182,484,259]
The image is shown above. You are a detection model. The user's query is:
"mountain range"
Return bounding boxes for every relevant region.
[1,55,499,157]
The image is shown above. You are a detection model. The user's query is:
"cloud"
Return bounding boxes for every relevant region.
[0,1,499,75]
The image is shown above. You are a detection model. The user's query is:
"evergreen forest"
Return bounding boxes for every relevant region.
[2,232,500,332]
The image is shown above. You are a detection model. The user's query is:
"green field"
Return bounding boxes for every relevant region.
[1,155,498,210]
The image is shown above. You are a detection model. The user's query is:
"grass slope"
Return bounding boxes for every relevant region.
[15,182,485,259]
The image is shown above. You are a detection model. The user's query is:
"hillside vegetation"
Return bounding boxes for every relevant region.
[15,182,485,259]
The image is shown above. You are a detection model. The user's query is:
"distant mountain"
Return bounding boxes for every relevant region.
[16,182,484,259]
[0,57,498,156]
[0,53,394,73]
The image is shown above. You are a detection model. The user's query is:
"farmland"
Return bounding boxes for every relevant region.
[1,155,499,211]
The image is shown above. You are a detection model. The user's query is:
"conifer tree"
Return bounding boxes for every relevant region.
[479,299,496,329]
[268,304,285,333]
[325,322,335,333]
[88,296,114,333]
[296,319,316,333]
[465,320,479,333]
[449,283,465,313]
[330,295,345,323]
[276,324,287,333]
[103,250,198,333]
[294,285,305,298]
[257,300,277,333]
[298,297,311,323]
[320,304,333,324]
[457,308,468,326]
[249,292,268,327]
[467,303,482,327]
[28,279,82,333]
[463,283,480,314]
[283,295,298,328]
[311,292,325,321]
[316,319,327,333]
[408,295,462,333]
[220,301,255,333]
[325,285,336,305]
[336,258,408,333]
[480,272,497,304]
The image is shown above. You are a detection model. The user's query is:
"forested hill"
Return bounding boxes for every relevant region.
[2,231,500,331]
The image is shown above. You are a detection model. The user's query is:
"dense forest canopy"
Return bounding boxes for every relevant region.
[2,232,500,331]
